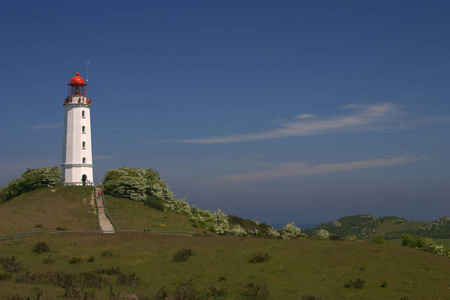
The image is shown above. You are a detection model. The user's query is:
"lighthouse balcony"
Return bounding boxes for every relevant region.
[64,97,92,105]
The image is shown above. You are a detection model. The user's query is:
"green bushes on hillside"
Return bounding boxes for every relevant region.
[0,167,61,203]
[401,234,449,257]
[103,167,174,205]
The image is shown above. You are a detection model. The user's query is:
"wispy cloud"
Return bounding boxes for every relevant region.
[179,103,401,144]
[216,155,426,183]
[31,122,63,130]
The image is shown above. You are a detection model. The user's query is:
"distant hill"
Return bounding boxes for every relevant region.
[303,215,450,239]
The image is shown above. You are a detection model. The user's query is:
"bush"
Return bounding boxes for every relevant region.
[101,250,113,257]
[248,253,271,264]
[242,282,269,299]
[373,235,385,244]
[56,227,69,231]
[43,257,55,264]
[402,234,450,257]
[0,272,12,281]
[344,278,366,289]
[87,256,95,263]
[117,272,140,286]
[173,248,194,262]
[206,284,227,297]
[315,229,330,240]
[144,195,165,211]
[153,287,169,300]
[231,224,247,236]
[0,256,24,273]
[32,242,50,254]
[281,222,302,239]
[380,280,388,288]
[173,278,199,300]
[69,257,82,264]
[0,167,61,203]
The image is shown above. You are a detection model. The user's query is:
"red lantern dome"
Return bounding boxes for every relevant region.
[69,72,86,86]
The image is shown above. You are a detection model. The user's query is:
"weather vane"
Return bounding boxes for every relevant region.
[85,61,90,82]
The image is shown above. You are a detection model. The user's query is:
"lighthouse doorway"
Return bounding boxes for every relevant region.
[82,174,87,186]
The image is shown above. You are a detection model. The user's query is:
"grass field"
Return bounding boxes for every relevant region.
[0,234,449,299]
[105,195,201,233]
[0,186,98,235]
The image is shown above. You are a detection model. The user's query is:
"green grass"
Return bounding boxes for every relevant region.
[0,186,98,235]
[0,234,449,299]
[105,195,202,232]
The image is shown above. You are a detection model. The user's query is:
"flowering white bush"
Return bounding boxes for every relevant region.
[104,167,174,204]
[315,229,330,240]
[281,222,302,239]
[247,228,260,236]
[345,234,359,241]
[231,224,247,236]
[266,227,281,239]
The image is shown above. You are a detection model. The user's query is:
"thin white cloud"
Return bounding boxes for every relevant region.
[94,155,118,161]
[217,155,426,183]
[180,103,401,144]
[31,122,63,130]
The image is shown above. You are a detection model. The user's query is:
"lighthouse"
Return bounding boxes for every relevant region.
[62,72,93,186]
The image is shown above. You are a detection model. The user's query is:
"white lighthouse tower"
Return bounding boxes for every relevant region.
[62,72,93,186]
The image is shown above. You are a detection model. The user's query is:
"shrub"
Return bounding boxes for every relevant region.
[380,280,388,288]
[101,250,113,257]
[69,257,82,264]
[144,195,165,211]
[345,234,359,241]
[87,256,95,263]
[315,229,330,240]
[43,257,55,264]
[0,256,24,273]
[248,253,271,264]
[231,224,247,236]
[266,227,281,239]
[35,224,43,228]
[206,284,227,297]
[329,235,342,241]
[56,227,69,231]
[0,272,12,281]
[173,248,194,262]
[218,275,227,281]
[242,282,269,299]
[280,222,302,239]
[0,167,61,203]
[373,235,385,244]
[344,278,366,289]
[32,242,50,254]
[173,278,199,300]
[79,272,108,288]
[153,287,169,300]
[117,272,140,286]
[94,267,122,275]
[15,271,40,284]
[401,234,450,257]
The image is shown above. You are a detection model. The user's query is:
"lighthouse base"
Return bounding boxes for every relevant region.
[62,164,94,186]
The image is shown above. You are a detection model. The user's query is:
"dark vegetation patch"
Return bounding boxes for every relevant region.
[101,250,113,257]
[173,248,194,262]
[248,253,271,264]
[228,215,272,237]
[32,241,50,254]
[242,282,269,299]
[344,278,366,289]
[0,256,24,273]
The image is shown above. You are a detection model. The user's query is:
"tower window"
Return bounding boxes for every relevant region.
[82,157,86,164]
[81,110,85,118]
[82,126,86,134]
[82,141,86,149]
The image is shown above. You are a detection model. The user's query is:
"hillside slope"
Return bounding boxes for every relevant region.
[304,215,450,239]
[0,186,98,235]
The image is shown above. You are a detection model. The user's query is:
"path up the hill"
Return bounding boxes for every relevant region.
[95,188,115,234]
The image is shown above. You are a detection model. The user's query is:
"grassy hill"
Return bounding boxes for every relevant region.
[104,194,203,233]
[1,234,450,299]
[303,215,450,240]
[0,186,98,235]
[1,187,449,299]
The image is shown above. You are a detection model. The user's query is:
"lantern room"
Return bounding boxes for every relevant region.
[68,72,87,96]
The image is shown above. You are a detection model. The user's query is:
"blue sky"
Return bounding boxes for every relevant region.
[1,0,449,228]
